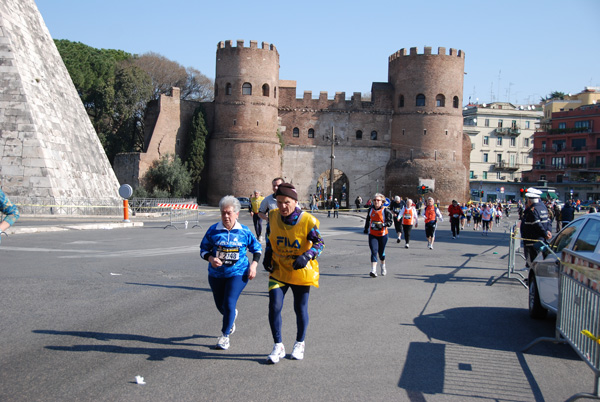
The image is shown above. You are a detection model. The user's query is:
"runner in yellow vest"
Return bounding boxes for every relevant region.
[250,190,265,242]
[262,183,324,363]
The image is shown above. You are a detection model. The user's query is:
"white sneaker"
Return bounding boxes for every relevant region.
[230,309,238,335]
[369,268,377,278]
[381,264,387,276]
[405,244,409,248]
[217,335,230,350]
[259,236,264,242]
[267,343,286,363]
[429,244,433,250]
[291,341,305,360]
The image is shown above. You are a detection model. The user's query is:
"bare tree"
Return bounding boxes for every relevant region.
[133,52,213,101]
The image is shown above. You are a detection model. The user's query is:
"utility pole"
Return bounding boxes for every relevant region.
[326,127,339,203]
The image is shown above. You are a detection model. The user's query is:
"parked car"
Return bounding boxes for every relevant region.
[528,213,600,318]
[237,197,251,209]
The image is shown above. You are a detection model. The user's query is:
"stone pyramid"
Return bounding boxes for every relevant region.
[0,0,120,211]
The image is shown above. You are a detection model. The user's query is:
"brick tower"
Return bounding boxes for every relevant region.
[206,40,282,204]
[385,47,468,202]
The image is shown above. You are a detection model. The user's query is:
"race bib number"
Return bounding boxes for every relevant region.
[403,214,412,220]
[217,247,240,264]
[371,221,383,230]
[453,214,459,218]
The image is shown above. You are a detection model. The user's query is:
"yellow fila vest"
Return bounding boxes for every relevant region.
[268,209,320,288]
[250,196,264,213]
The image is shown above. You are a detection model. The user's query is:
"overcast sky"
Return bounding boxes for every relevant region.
[36,0,599,105]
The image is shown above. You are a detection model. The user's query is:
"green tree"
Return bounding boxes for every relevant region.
[541,91,567,102]
[144,154,192,197]
[185,106,208,184]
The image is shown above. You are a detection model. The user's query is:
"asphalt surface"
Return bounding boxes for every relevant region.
[0,210,592,401]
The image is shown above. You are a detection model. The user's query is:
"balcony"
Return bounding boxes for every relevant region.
[495,127,521,136]
[494,161,520,171]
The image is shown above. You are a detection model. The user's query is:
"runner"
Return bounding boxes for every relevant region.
[262,183,324,363]
[448,200,464,239]
[472,204,481,231]
[481,204,493,236]
[363,193,394,277]
[249,190,265,242]
[200,196,262,350]
[398,198,418,248]
[424,197,444,250]
[465,204,472,228]
[390,195,405,244]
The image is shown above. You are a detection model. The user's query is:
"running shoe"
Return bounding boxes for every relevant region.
[397,238,401,243]
[291,341,305,360]
[429,244,433,250]
[267,343,286,363]
[405,244,409,248]
[381,264,387,276]
[370,271,377,278]
[216,335,230,350]
[452,236,456,239]
[230,309,238,335]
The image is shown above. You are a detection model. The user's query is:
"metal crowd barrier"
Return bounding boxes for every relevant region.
[522,248,600,401]
[488,223,528,288]
[158,203,204,230]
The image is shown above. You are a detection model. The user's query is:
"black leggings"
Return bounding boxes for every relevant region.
[450,217,461,236]
[368,234,387,262]
[402,224,413,244]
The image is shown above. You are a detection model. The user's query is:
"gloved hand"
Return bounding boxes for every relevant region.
[262,248,273,272]
[293,253,310,270]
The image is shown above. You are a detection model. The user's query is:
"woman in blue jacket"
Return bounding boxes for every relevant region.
[200,195,262,350]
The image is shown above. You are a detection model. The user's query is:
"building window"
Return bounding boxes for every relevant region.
[469,171,474,179]
[371,131,378,140]
[541,141,546,151]
[575,120,590,130]
[226,83,232,95]
[497,137,503,146]
[498,119,503,128]
[524,138,530,147]
[572,138,586,149]
[423,129,427,136]
[496,154,502,163]
[552,139,565,151]
[483,171,488,179]
[496,171,502,180]
[570,156,586,166]
[416,94,426,106]
[483,153,489,162]
[525,121,530,129]
[483,136,489,146]
[262,83,269,96]
[551,157,565,168]
[293,127,299,138]
[453,96,459,108]
[511,120,518,129]
[485,119,490,127]
[436,94,445,107]
[242,82,252,95]
[356,130,362,140]
[558,122,566,129]
[398,95,404,108]
[274,87,277,98]
[308,128,315,138]
[510,137,516,147]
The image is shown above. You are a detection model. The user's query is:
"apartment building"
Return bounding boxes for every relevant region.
[463,102,542,201]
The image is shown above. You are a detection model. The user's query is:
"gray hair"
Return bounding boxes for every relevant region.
[406,198,413,205]
[373,193,385,201]
[219,195,241,212]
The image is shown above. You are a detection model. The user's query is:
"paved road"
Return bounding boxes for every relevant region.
[0,211,591,401]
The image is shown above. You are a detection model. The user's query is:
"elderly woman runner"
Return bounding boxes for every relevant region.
[263,183,324,363]
[200,196,262,350]
[364,193,394,277]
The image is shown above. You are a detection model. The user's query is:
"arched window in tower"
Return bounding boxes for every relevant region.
[262,83,270,97]
[308,128,315,138]
[436,94,445,107]
[242,82,252,95]
[356,130,363,140]
[371,131,378,140]
[398,95,405,108]
[453,96,459,108]
[293,127,299,137]
[226,83,232,95]
[214,83,219,97]
[416,94,426,106]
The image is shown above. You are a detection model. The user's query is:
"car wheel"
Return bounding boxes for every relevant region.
[528,274,548,319]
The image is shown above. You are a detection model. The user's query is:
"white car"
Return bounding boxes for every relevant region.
[528,213,600,318]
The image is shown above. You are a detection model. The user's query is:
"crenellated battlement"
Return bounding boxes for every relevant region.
[217,39,277,52]
[278,86,393,112]
[388,46,464,64]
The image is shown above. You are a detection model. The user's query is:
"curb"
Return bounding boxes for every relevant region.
[6,222,144,235]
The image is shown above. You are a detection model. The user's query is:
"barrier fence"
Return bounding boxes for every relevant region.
[157,203,204,230]
[488,223,528,288]
[522,248,600,402]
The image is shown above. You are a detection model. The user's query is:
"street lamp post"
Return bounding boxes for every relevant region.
[326,127,339,203]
